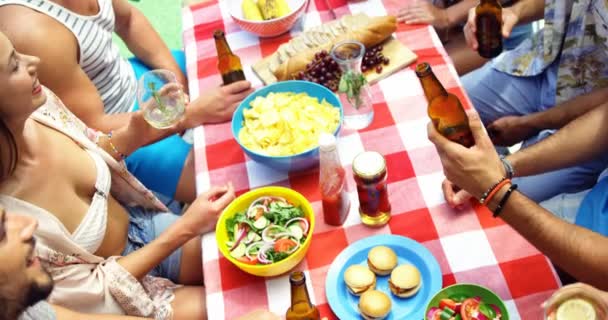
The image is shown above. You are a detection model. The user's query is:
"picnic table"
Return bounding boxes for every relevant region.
[181,0,561,318]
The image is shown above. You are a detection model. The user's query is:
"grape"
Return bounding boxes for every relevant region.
[376,65,383,73]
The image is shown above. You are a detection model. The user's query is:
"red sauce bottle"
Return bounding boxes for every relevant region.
[319,134,350,226]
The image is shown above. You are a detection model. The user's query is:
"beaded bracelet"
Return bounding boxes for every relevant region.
[479,177,507,204]
[107,131,127,161]
[484,179,511,206]
[500,155,515,179]
[493,184,518,217]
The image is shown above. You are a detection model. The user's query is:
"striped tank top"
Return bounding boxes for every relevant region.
[0,0,136,114]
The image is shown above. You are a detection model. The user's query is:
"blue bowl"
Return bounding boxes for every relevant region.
[232,80,343,172]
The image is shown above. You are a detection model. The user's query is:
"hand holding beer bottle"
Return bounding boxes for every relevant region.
[416,63,474,147]
[463,4,520,55]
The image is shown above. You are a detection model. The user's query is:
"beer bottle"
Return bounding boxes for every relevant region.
[475,0,503,58]
[213,30,246,85]
[415,63,474,147]
[286,272,321,320]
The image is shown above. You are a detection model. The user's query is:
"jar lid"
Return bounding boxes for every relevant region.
[352,151,386,179]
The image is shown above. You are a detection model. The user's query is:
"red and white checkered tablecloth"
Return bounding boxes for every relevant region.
[182,0,561,318]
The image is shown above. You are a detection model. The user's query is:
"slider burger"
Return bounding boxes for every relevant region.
[388,264,422,298]
[367,246,398,276]
[344,265,376,296]
[358,290,392,320]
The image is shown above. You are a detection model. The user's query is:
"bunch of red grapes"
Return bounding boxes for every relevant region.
[293,45,388,92]
[362,45,389,73]
[294,50,341,91]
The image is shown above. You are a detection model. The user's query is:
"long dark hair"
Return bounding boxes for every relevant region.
[0,118,17,181]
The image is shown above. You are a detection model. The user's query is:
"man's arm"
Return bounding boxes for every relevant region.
[428,112,608,290]
[52,304,150,320]
[445,0,478,27]
[509,0,545,24]
[0,11,130,131]
[486,188,608,289]
[488,87,608,146]
[523,88,608,131]
[507,101,608,177]
[112,0,186,89]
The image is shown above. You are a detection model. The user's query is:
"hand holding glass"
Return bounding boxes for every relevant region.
[137,69,186,129]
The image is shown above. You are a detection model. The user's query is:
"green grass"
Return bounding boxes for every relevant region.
[113,0,184,58]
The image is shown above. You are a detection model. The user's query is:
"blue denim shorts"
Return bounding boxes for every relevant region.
[121,206,183,283]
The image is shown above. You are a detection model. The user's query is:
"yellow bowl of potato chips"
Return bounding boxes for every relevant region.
[232,80,343,171]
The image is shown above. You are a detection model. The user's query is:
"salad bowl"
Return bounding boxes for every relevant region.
[215,186,315,277]
[425,283,509,320]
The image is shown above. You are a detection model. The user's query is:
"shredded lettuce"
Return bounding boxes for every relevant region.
[265,248,289,262]
[264,202,304,226]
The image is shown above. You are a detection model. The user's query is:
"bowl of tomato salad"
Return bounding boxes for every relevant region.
[425,284,509,320]
[216,186,315,277]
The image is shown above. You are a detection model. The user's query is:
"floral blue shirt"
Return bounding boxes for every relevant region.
[492,0,608,103]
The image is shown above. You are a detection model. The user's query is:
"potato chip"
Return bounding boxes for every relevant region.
[238,92,340,156]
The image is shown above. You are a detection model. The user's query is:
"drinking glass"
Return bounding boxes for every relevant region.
[331,40,374,130]
[137,69,186,129]
[543,284,608,320]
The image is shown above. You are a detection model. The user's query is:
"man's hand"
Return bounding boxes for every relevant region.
[464,6,519,50]
[397,0,450,29]
[428,111,506,199]
[442,179,473,209]
[180,183,236,235]
[487,115,538,146]
[235,310,281,320]
[545,283,608,309]
[183,81,254,128]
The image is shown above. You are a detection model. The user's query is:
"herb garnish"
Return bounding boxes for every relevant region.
[338,70,368,109]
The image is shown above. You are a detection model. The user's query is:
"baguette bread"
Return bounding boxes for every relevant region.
[273,15,397,81]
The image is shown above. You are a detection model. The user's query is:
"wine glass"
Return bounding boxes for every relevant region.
[137,69,186,129]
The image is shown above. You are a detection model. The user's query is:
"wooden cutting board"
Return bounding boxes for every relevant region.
[252,36,418,86]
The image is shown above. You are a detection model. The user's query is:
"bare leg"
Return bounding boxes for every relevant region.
[174,151,197,204]
[171,286,207,320]
[178,235,204,285]
[443,31,488,76]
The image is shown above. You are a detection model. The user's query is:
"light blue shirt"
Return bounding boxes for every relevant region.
[18,301,56,320]
[575,177,608,236]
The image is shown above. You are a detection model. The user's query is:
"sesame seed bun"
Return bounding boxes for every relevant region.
[344,265,376,296]
[367,246,398,276]
[388,264,421,298]
[358,290,392,320]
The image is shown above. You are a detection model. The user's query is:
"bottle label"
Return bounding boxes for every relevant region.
[441,124,474,147]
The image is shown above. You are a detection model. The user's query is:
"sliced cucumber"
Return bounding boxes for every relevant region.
[230,242,246,258]
[246,231,257,243]
[288,224,304,240]
[253,216,269,229]
[277,201,293,208]
[253,233,262,242]
[225,240,235,248]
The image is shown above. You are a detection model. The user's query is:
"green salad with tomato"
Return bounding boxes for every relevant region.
[428,295,503,320]
[225,196,309,265]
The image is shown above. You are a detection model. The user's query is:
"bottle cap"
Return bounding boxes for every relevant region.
[318,133,337,152]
